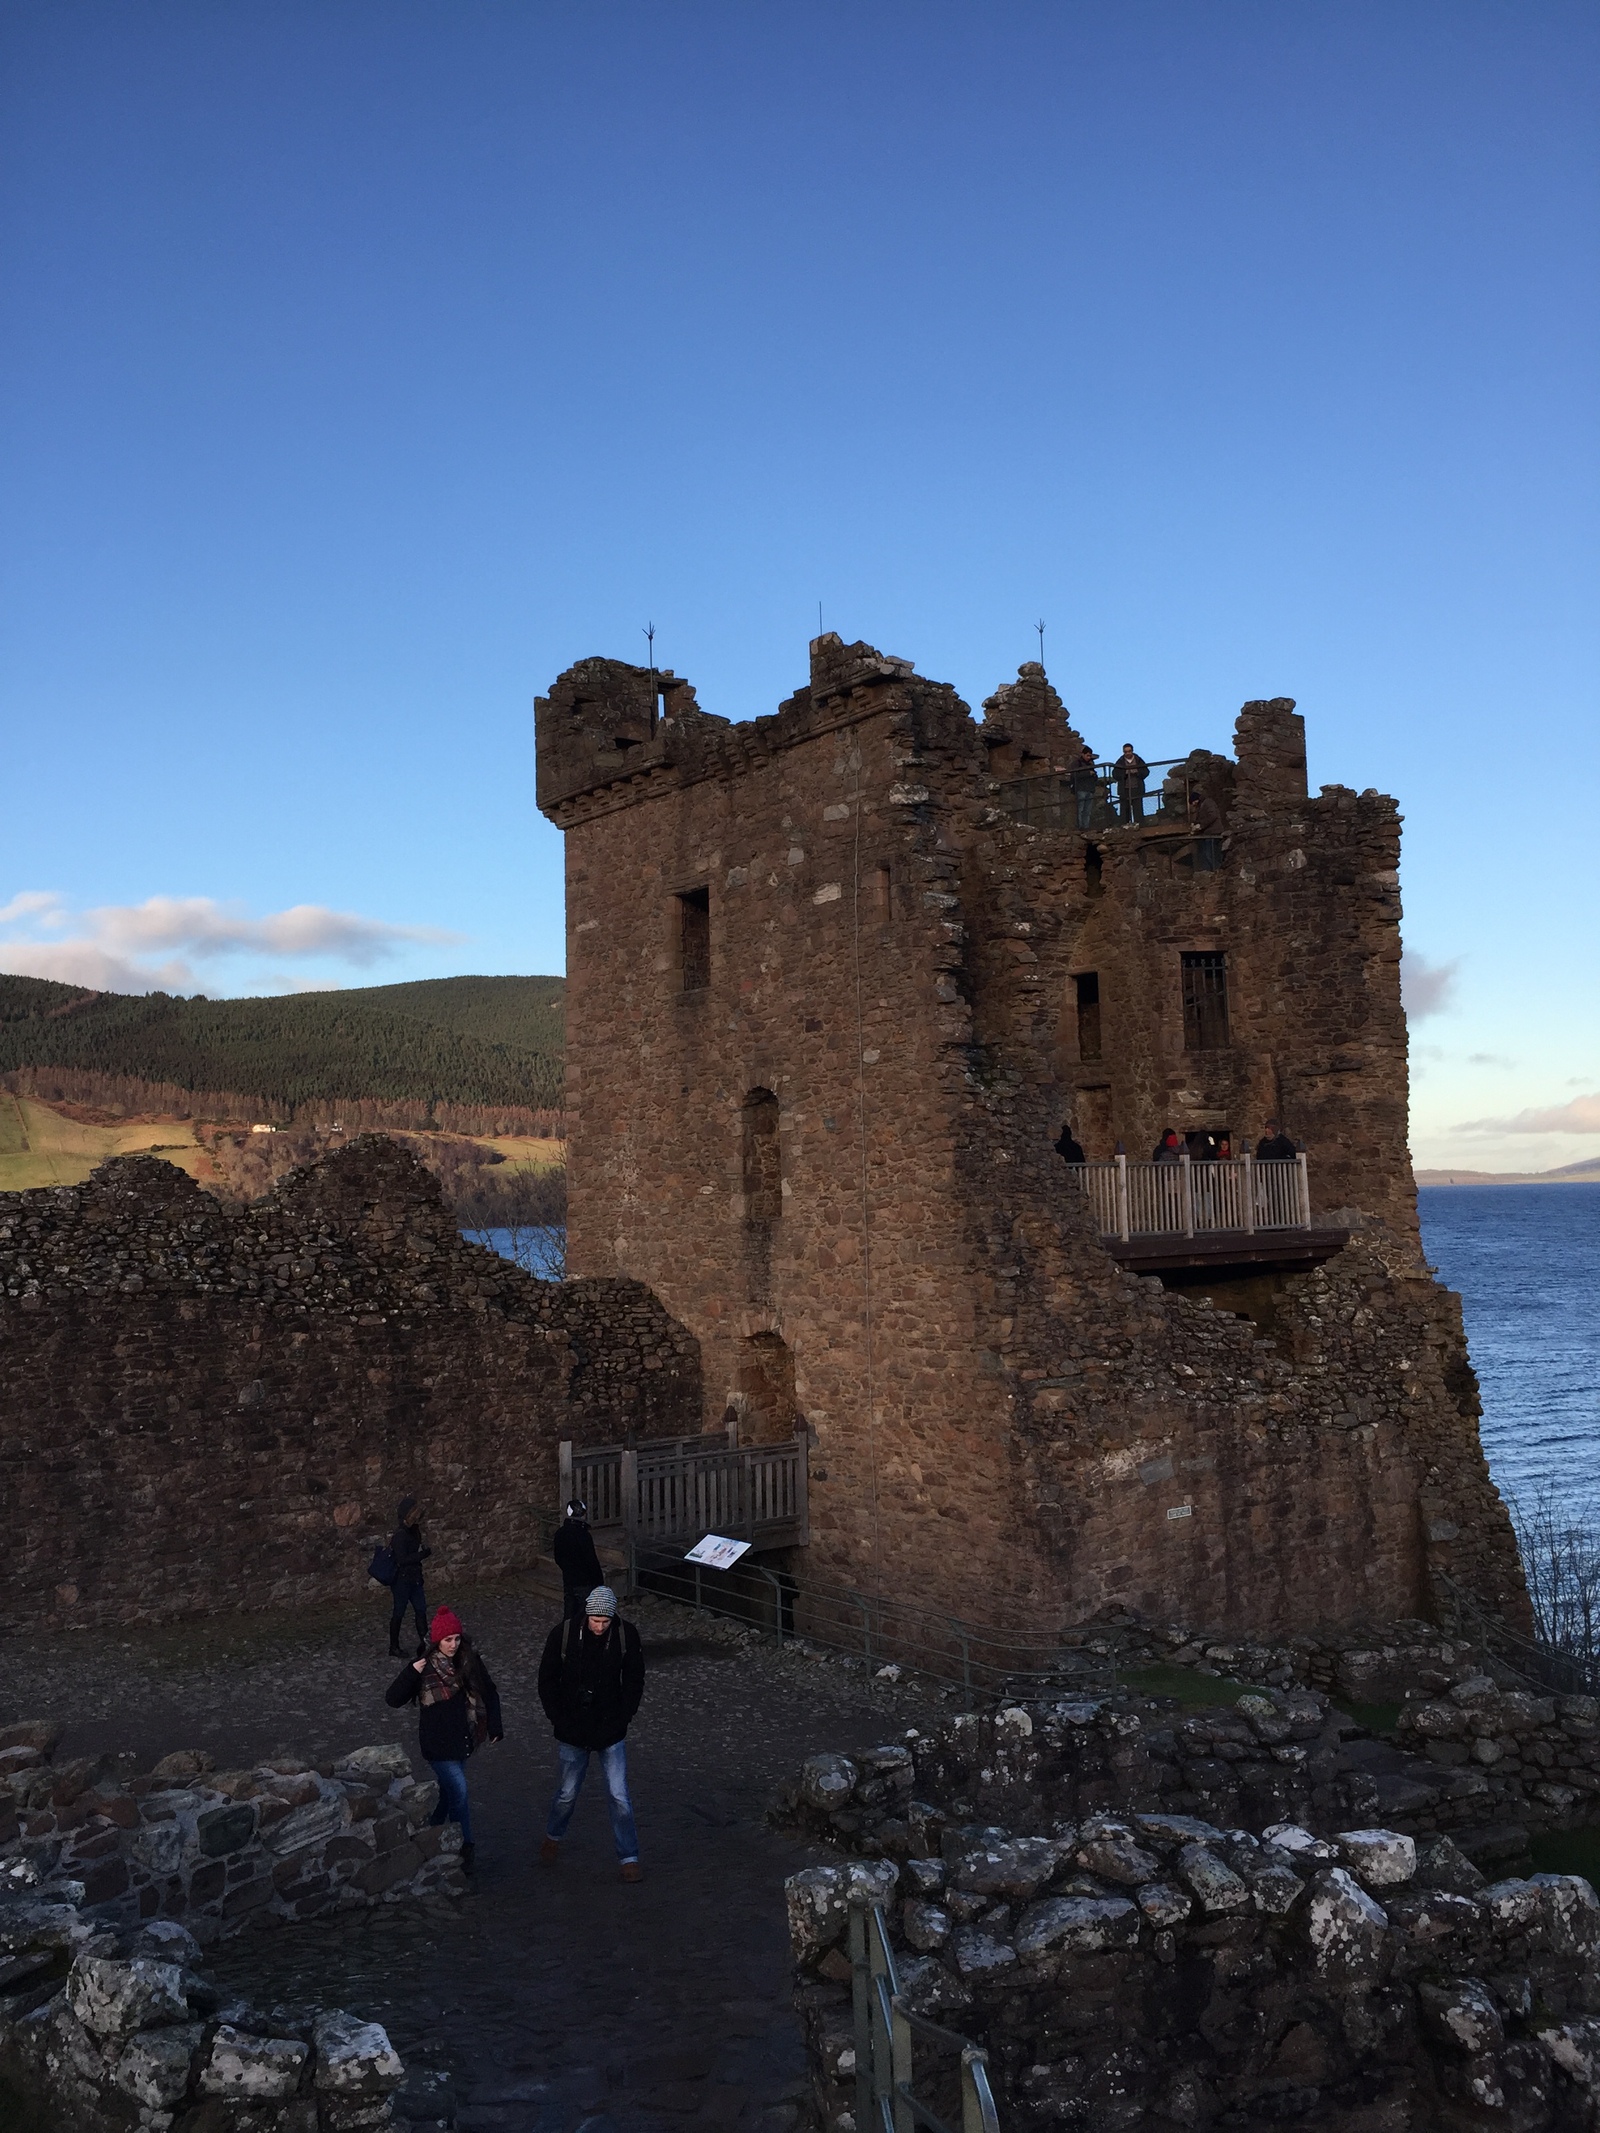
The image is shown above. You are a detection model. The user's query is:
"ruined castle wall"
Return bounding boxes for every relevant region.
[0,1143,701,1629]
[538,644,1525,1637]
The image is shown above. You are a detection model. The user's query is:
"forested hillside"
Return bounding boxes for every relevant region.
[0,973,564,1119]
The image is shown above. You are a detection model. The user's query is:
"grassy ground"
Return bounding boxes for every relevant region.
[0,1097,563,1197]
[0,1093,207,1192]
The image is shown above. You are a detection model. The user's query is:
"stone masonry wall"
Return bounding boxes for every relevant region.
[778,1696,1600,2133]
[0,1140,702,1628]
[535,638,1523,1637]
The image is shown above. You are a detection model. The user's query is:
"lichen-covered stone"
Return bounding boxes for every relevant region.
[66,1954,189,2040]
[199,2024,311,2099]
[311,2008,404,2096]
[1417,1978,1503,2056]
[1014,1895,1139,1957]
[799,1754,858,1812]
[112,2020,205,2106]
[1303,1867,1390,1985]
[1334,1828,1416,1888]
[1175,1844,1249,1915]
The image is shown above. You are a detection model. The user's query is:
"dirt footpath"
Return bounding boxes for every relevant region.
[1,1576,944,2133]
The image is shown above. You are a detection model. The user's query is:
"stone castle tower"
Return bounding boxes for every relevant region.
[536,635,1523,1634]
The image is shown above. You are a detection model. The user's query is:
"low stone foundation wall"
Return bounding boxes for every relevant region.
[779,1696,1600,2132]
[1,1915,405,2132]
[0,1720,461,1939]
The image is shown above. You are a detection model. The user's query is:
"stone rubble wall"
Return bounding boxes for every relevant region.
[0,1922,405,2133]
[0,1139,702,1628]
[0,1721,460,1942]
[779,1697,1600,2132]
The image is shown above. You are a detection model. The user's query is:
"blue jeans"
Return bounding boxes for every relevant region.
[546,1741,638,1863]
[427,1758,473,1845]
[391,1580,426,1640]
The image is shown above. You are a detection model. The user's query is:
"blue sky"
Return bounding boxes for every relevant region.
[1,2,1594,1169]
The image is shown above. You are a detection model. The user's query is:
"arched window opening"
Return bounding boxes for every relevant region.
[741,1089,781,1223]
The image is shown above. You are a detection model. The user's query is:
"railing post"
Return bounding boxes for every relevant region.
[1242,1152,1255,1235]
[1296,1151,1311,1229]
[848,1899,873,2133]
[558,1440,572,1512]
[1179,1150,1195,1238]
[621,1446,639,1549]
[1115,1151,1130,1242]
[961,2047,1001,2133]
[890,1993,915,2133]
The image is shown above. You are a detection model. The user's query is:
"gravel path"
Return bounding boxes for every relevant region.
[3,1575,947,2132]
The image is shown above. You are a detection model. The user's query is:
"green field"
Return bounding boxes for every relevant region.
[0,1093,209,1193]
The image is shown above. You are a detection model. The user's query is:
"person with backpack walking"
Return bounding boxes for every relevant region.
[387,1496,430,1658]
[553,1499,605,1622]
[537,1586,646,1882]
[385,1606,502,1875]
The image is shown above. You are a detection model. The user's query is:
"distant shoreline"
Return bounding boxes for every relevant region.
[1415,1169,1600,1188]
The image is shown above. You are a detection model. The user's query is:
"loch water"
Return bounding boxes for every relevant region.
[1418,1185,1600,1526]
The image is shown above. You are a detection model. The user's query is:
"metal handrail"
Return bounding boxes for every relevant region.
[995,760,1215,835]
[629,1550,1118,1707]
[851,1896,1000,2133]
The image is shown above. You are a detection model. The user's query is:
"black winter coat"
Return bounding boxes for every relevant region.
[553,1520,604,1594]
[386,1643,502,1763]
[390,1520,430,1587]
[1255,1133,1297,1162]
[538,1616,644,1751]
[1054,1129,1086,1165]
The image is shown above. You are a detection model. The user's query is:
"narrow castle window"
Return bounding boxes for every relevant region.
[1084,844,1104,899]
[873,863,893,922]
[742,1088,781,1221]
[679,887,710,991]
[1181,951,1230,1051]
[1074,973,1102,1062]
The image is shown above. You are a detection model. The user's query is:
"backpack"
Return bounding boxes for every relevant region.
[367,1544,397,1586]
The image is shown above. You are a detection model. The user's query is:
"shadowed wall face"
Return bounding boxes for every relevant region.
[537,639,1526,1635]
[0,1142,701,1628]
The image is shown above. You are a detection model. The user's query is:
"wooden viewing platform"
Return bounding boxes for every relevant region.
[560,1424,809,1553]
[1067,1153,1350,1277]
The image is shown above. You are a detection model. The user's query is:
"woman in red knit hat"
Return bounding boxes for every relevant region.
[386,1606,502,1873]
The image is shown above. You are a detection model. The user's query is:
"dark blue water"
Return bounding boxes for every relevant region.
[1418,1186,1600,1522]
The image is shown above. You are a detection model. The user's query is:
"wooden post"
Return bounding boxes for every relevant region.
[1115,1152,1130,1242]
[726,1409,739,1450]
[558,1440,572,1511]
[1242,1153,1255,1234]
[1296,1151,1311,1229]
[1179,1150,1195,1238]
[621,1446,639,1548]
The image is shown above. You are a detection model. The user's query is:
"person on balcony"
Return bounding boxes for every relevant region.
[1255,1120,1297,1162]
[1115,743,1148,824]
[554,1499,605,1622]
[1153,1128,1182,1163]
[1054,1120,1086,1165]
[1071,741,1100,830]
[538,1585,647,1883]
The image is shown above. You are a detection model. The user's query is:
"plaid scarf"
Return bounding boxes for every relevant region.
[418,1648,461,1707]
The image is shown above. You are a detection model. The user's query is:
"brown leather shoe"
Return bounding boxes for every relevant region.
[619,1861,643,1884]
[539,1838,560,1867]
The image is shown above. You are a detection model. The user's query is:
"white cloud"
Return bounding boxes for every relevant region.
[1458,1093,1600,1136]
[0,892,463,996]
[1401,951,1460,1021]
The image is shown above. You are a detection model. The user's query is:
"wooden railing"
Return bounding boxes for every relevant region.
[1065,1153,1311,1241]
[560,1428,809,1549]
